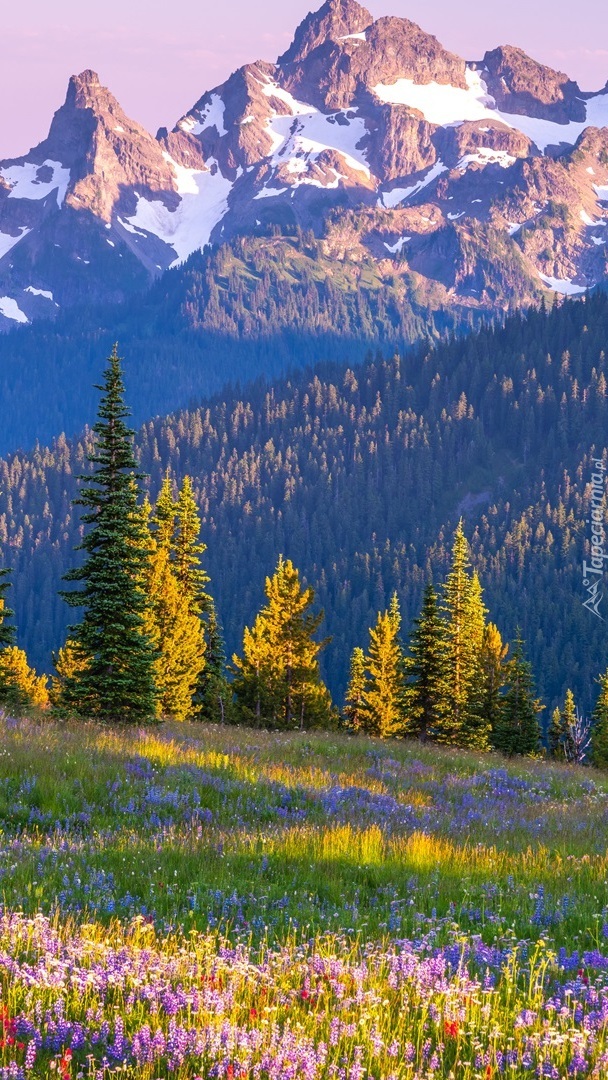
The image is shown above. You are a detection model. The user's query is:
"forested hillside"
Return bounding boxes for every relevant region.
[1,290,608,714]
[0,234,492,455]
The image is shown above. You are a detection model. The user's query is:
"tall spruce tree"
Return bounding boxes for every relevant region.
[434,521,488,747]
[60,345,157,722]
[174,476,211,617]
[0,567,15,651]
[233,556,332,729]
[343,646,367,732]
[196,605,231,723]
[591,668,608,769]
[492,632,541,756]
[362,598,406,738]
[404,583,446,740]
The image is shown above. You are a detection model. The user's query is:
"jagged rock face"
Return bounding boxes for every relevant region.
[482,47,586,123]
[0,0,607,329]
[278,0,372,65]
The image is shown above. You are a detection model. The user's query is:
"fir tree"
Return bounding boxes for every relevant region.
[493,632,542,756]
[362,599,406,738]
[343,646,367,732]
[233,557,332,729]
[435,521,488,747]
[0,565,17,709]
[196,605,231,723]
[591,667,608,769]
[174,476,211,617]
[404,583,446,740]
[479,622,509,737]
[60,345,157,722]
[0,566,15,650]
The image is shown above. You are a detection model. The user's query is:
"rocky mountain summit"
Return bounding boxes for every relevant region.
[1,0,607,327]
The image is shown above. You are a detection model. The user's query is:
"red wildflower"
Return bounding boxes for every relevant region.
[444,1019,459,1039]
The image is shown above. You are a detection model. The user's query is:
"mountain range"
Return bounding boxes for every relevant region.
[1,0,607,332]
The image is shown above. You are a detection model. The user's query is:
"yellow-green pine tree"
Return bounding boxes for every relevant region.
[362,598,406,738]
[233,557,332,729]
[343,646,367,731]
[0,647,49,713]
[144,485,206,721]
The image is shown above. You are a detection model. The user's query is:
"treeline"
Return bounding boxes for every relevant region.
[2,292,608,715]
[2,352,607,768]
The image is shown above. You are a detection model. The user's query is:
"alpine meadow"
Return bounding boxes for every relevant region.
[1,0,608,1077]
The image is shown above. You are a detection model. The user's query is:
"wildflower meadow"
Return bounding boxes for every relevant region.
[0,718,608,1079]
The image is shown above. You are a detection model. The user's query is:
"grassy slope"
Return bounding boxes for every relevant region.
[0,718,608,1076]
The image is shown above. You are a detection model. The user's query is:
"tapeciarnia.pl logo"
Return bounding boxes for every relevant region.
[582,457,608,620]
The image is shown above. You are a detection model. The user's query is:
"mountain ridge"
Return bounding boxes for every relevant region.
[1,0,607,328]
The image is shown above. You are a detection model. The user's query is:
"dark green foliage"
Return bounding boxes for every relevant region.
[591,668,608,769]
[0,567,15,651]
[196,605,231,724]
[404,584,446,740]
[60,346,157,722]
[492,632,542,757]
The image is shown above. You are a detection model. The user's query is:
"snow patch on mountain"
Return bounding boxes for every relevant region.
[595,184,608,201]
[538,273,587,295]
[0,226,31,260]
[380,160,447,208]
[254,185,289,199]
[457,148,516,171]
[0,160,71,207]
[261,79,370,179]
[126,156,233,265]
[25,286,54,300]
[373,69,607,153]
[179,94,227,137]
[384,235,411,253]
[0,296,29,323]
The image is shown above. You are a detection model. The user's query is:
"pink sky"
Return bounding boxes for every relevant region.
[1,0,607,159]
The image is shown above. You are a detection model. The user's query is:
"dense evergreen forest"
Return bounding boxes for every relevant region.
[1,290,608,715]
[0,233,484,455]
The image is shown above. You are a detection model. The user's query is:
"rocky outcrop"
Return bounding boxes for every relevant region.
[482,46,585,122]
[278,0,372,65]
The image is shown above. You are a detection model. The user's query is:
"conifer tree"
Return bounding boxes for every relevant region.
[0,647,49,713]
[233,557,332,729]
[558,689,578,762]
[362,598,406,738]
[479,622,509,736]
[196,605,231,723]
[0,566,15,651]
[174,476,211,617]
[0,565,17,709]
[404,583,446,740]
[434,521,488,747]
[492,631,542,756]
[60,345,157,722]
[591,668,608,769]
[343,646,367,732]
[548,706,565,760]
